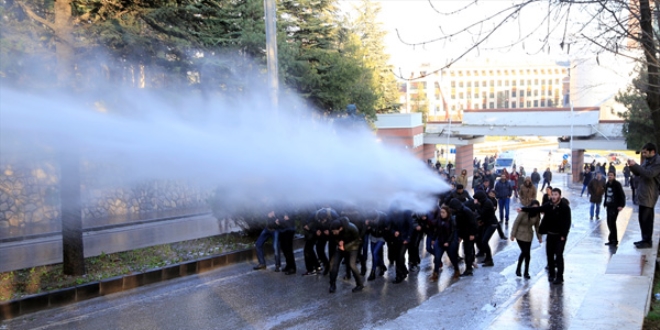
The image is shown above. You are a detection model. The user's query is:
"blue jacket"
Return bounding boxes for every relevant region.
[494,178,513,199]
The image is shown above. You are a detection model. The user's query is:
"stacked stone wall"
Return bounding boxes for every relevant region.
[0,159,210,236]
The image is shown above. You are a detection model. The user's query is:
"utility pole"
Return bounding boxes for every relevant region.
[264,0,278,110]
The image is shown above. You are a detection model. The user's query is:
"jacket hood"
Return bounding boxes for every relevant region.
[473,191,488,204]
[448,198,463,211]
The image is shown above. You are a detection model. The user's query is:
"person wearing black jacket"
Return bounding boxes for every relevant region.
[473,191,497,267]
[278,209,297,275]
[520,188,571,285]
[302,207,339,275]
[364,210,389,281]
[254,210,284,271]
[328,217,364,293]
[429,205,460,280]
[389,206,413,284]
[449,198,478,277]
[603,171,626,246]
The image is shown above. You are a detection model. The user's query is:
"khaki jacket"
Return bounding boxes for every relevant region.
[510,211,541,243]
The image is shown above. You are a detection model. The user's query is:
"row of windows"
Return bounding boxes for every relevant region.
[450,79,562,88]
[442,68,567,77]
[439,98,561,111]
[449,89,561,99]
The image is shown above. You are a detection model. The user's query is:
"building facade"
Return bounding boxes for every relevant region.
[398,59,571,122]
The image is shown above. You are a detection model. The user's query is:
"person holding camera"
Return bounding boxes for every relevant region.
[628,143,660,249]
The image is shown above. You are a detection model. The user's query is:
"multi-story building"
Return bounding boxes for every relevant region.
[398,58,571,121]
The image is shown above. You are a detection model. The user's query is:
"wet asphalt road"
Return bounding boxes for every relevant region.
[1,174,636,330]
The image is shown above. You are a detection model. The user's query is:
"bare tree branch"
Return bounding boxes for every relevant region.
[17,1,56,31]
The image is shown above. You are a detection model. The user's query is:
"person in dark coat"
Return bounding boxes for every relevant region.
[580,167,592,197]
[520,188,571,285]
[623,163,631,187]
[429,205,460,280]
[603,171,626,246]
[494,174,513,223]
[448,198,478,276]
[530,168,541,189]
[473,191,498,267]
[328,217,364,293]
[541,167,553,191]
[302,207,339,275]
[253,209,284,271]
[388,205,413,284]
[364,210,389,281]
[588,172,606,220]
[628,143,660,249]
[277,208,297,275]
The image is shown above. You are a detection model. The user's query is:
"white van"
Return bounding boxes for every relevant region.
[494,151,518,175]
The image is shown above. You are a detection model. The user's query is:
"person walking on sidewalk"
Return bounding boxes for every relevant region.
[541,167,553,191]
[519,177,537,207]
[623,163,631,187]
[520,188,571,285]
[449,198,478,277]
[494,174,513,224]
[531,168,541,190]
[580,167,592,197]
[510,200,542,279]
[628,142,660,249]
[588,172,606,220]
[473,191,498,267]
[603,171,626,246]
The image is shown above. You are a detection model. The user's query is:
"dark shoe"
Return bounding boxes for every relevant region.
[636,242,653,249]
[284,269,296,275]
[524,273,531,279]
[590,217,593,220]
[460,271,473,277]
[553,277,564,285]
[516,270,522,277]
[548,275,555,282]
[322,268,330,276]
[360,267,367,276]
[352,285,364,293]
[482,260,494,267]
[253,264,266,270]
[604,241,618,246]
[367,270,376,281]
[475,252,485,258]
[596,216,600,220]
[302,270,318,276]
[329,283,336,293]
[430,272,439,282]
[451,271,460,280]
[274,266,281,272]
[634,240,645,246]
[378,266,386,277]
[343,274,352,280]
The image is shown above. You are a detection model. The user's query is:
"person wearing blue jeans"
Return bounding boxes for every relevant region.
[254,212,281,271]
[364,210,388,281]
[494,175,512,223]
[587,172,605,220]
[580,168,592,197]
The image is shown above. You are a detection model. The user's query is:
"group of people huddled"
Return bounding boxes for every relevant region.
[251,143,660,294]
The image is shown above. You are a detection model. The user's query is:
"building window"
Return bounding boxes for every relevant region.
[542,79,546,85]
[482,81,487,87]
[541,100,546,107]
[498,80,502,87]
[489,102,495,109]
[482,91,487,99]
[548,89,552,96]
[527,79,532,86]
[512,80,517,86]
[475,104,480,109]
[451,81,456,87]
[520,80,525,86]
[512,101,517,108]
[534,100,539,107]
[467,82,472,87]
[534,90,539,96]
[505,101,509,108]
[490,80,494,87]
[527,90,532,96]
[512,90,517,97]
[548,100,553,107]
[459,92,464,99]
[527,101,531,107]
[505,80,509,87]
[490,92,495,98]
[459,81,464,88]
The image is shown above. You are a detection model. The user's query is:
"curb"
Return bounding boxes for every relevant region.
[0,238,304,321]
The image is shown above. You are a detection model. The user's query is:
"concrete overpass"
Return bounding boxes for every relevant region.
[374,107,627,182]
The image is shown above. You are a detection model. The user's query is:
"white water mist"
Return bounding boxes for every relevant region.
[0,86,448,213]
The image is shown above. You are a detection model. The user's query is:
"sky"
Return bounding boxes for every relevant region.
[339,0,638,102]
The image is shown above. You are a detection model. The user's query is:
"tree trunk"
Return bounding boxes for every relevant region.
[639,0,660,146]
[53,0,74,85]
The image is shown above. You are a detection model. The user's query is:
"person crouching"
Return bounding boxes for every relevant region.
[328,217,365,293]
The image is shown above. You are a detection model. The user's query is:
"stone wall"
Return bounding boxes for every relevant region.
[0,159,210,238]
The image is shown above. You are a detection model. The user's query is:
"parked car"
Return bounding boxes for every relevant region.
[584,153,608,165]
[607,152,628,165]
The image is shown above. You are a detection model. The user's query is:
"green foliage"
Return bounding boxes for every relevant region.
[615,67,657,149]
